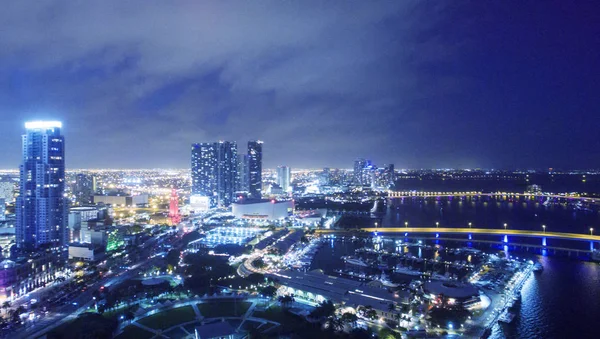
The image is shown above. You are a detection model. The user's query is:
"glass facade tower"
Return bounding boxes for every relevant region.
[16,121,68,250]
[248,141,263,198]
[191,141,238,207]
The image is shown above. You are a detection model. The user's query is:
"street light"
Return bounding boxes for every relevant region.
[375,222,378,228]
[590,228,594,236]
[405,221,408,228]
[542,225,546,233]
[436,222,439,228]
[468,222,472,229]
[503,223,507,230]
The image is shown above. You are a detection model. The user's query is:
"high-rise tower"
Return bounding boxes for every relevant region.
[248,140,263,198]
[277,166,291,192]
[168,188,181,225]
[237,154,249,192]
[191,141,238,207]
[16,121,68,250]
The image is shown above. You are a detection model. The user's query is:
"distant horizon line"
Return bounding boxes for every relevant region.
[0,168,598,172]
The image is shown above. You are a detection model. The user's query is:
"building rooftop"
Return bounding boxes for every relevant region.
[269,270,409,311]
[423,281,479,299]
[233,199,292,205]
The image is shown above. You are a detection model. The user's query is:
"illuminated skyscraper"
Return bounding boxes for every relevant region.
[353,158,370,185]
[16,121,68,250]
[237,154,249,192]
[248,140,263,198]
[74,173,95,205]
[277,166,291,192]
[191,141,238,207]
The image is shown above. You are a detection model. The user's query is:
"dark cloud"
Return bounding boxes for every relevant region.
[0,1,598,169]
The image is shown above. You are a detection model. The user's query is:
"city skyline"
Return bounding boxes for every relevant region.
[0,2,598,169]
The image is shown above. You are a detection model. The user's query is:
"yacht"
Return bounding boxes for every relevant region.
[394,265,422,276]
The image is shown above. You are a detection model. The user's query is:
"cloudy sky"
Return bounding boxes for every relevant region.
[0,1,598,169]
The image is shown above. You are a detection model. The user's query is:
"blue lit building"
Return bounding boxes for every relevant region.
[248,140,263,198]
[277,165,291,192]
[16,121,68,250]
[191,141,238,207]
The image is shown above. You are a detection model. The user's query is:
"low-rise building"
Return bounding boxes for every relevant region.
[423,281,481,309]
[268,270,410,321]
[0,250,67,302]
[93,193,148,206]
[68,244,97,261]
[232,199,293,220]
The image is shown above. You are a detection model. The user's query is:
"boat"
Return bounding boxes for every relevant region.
[380,272,399,287]
[394,265,422,276]
[533,263,544,272]
[344,257,369,268]
[498,310,516,324]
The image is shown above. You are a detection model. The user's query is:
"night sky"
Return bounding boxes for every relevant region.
[0,1,598,169]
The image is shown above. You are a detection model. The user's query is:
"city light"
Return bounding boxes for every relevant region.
[25,121,62,129]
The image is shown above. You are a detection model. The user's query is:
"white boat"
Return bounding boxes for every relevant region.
[380,272,399,287]
[394,265,422,276]
[345,258,369,267]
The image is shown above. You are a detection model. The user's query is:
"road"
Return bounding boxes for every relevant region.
[317,227,600,242]
[10,234,169,339]
[387,191,598,202]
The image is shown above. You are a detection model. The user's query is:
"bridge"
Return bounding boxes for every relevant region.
[316,227,600,252]
[387,191,598,202]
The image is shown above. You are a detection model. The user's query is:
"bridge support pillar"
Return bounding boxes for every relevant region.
[590,241,595,252]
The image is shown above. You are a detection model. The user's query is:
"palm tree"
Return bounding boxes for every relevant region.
[277,295,294,309]
[341,312,358,328]
[328,316,344,332]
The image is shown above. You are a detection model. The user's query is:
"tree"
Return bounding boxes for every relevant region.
[388,303,395,312]
[327,316,344,332]
[246,273,265,285]
[259,286,277,298]
[309,300,336,319]
[379,328,402,339]
[166,249,180,267]
[341,312,358,328]
[278,295,294,309]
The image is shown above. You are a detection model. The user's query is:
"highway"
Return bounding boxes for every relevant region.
[387,191,598,202]
[316,227,600,242]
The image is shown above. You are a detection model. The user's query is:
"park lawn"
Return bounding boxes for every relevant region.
[136,305,197,330]
[197,301,252,318]
[252,305,323,336]
[163,326,190,339]
[114,325,154,339]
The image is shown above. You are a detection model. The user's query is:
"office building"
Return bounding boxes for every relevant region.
[16,121,68,250]
[248,141,263,198]
[277,166,291,192]
[73,173,96,205]
[383,164,395,187]
[191,141,238,208]
[237,154,249,192]
[0,180,14,202]
[353,158,369,185]
[0,199,5,221]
